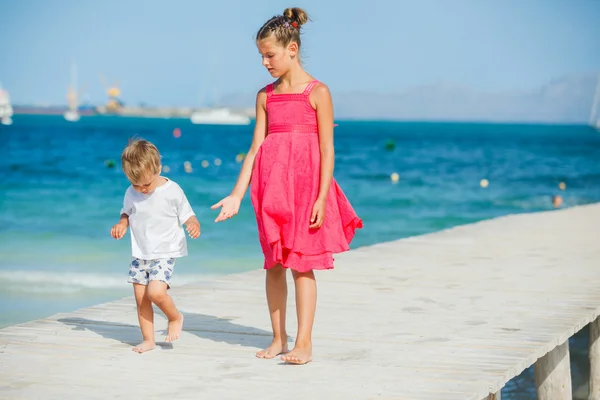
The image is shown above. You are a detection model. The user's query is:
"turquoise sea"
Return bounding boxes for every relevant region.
[1,115,599,398]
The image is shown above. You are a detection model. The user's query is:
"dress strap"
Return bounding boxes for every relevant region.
[303,80,319,96]
[266,83,274,97]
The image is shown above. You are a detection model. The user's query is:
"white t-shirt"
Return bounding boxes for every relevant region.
[120,178,195,260]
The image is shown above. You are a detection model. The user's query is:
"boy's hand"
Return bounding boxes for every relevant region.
[185,217,201,239]
[111,222,128,240]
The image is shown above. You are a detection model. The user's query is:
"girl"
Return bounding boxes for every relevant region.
[212,7,362,365]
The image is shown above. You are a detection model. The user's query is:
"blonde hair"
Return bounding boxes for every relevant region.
[256,7,310,48]
[121,138,161,183]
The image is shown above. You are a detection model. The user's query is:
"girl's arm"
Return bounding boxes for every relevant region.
[312,83,335,202]
[212,88,268,222]
[230,89,268,200]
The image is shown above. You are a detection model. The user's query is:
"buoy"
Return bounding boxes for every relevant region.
[214,158,222,166]
[173,128,181,138]
[235,153,246,163]
[163,165,170,173]
[105,160,116,168]
[558,182,566,190]
[184,161,192,173]
[384,139,396,151]
[201,160,209,168]
[390,172,400,183]
[480,179,489,188]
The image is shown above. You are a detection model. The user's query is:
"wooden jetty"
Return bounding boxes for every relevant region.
[1,204,599,399]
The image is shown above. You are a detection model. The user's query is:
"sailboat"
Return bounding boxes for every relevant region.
[0,85,13,126]
[64,64,80,122]
[590,73,600,131]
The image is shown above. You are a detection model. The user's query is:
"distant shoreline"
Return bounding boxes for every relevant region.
[11,105,255,120]
[6,111,598,127]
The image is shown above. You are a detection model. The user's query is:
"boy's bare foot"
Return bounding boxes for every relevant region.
[281,344,312,365]
[132,341,155,353]
[165,313,184,342]
[256,338,288,359]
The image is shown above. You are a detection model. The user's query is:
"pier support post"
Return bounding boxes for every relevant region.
[589,317,600,400]
[534,340,572,400]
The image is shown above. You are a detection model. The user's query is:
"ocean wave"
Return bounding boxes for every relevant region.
[0,270,208,294]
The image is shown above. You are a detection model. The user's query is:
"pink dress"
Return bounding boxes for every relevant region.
[250,80,363,272]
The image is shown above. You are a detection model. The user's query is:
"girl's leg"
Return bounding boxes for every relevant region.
[256,264,289,358]
[282,269,316,364]
[146,281,184,342]
[132,283,156,353]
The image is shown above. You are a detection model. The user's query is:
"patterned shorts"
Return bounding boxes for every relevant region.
[127,258,175,288]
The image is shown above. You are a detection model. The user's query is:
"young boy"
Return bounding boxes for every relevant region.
[110,139,200,353]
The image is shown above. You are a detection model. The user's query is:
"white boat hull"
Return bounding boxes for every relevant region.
[0,103,13,125]
[190,108,250,125]
[64,110,80,122]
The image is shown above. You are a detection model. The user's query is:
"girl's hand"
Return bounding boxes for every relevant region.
[309,199,326,229]
[211,196,241,222]
[111,222,127,239]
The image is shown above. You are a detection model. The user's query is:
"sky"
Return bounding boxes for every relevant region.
[1,0,599,107]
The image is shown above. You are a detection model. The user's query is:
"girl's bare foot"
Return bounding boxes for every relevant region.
[256,337,288,359]
[165,313,184,342]
[132,340,155,353]
[281,344,312,365]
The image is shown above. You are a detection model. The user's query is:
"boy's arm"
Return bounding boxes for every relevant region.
[184,215,199,226]
[111,189,131,240]
[119,188,133,225]
[176,187,199,238]
[118,213,129,226]
[183,214,200,239]
[176,187,195,226]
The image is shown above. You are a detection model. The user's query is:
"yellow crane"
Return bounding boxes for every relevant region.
[99,74,123,113]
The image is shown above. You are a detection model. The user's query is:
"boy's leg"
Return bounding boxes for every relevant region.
[281,269,315,365]
[256,264,289,359]
[146,280,183,342]
[132,283,156,353]
[146,259,183,343]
